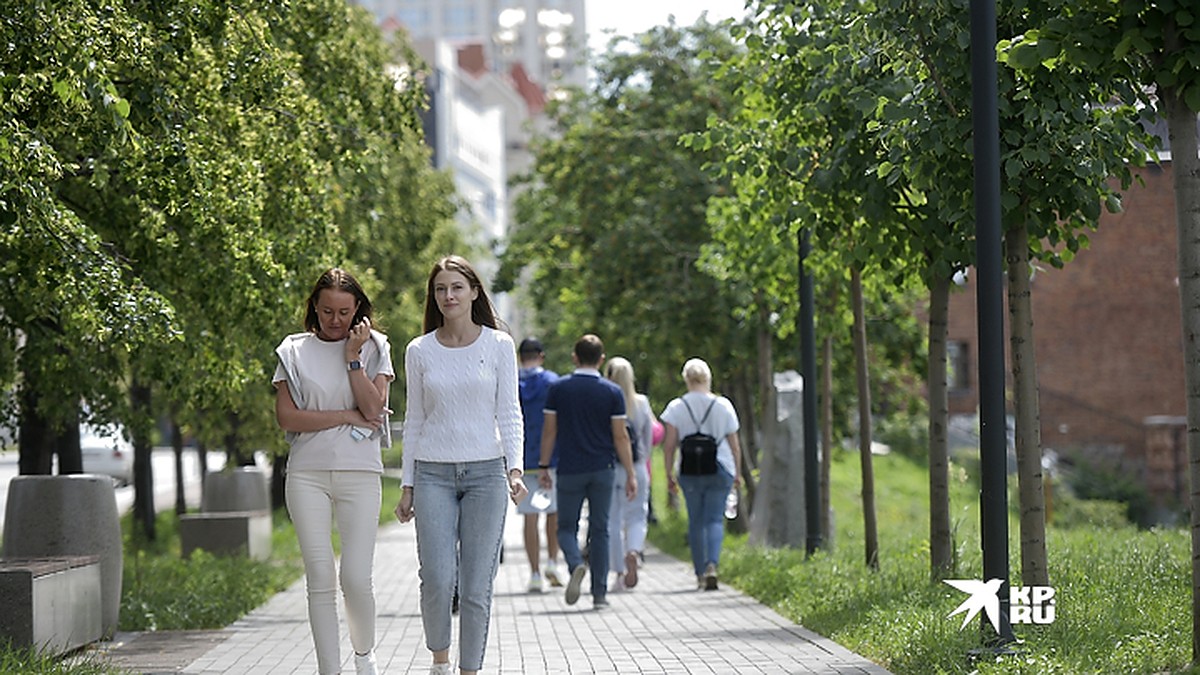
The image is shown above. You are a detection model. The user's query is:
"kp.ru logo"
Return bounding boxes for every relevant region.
[944,579,1056,632]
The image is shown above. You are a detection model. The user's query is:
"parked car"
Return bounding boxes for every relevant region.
[80,424,134,487]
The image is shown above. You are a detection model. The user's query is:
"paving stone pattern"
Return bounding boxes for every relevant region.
[96,509,893,674]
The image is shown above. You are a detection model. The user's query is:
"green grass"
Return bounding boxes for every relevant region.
[647,448,1195,675]
[0,643,123,675]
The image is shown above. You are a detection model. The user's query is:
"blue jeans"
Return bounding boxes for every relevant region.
[413,459,508,671]
[678,468,734,576]
[555,468,614,598]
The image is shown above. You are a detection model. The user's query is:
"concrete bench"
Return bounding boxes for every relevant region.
[179,510,272,561]
[0,556,103,655]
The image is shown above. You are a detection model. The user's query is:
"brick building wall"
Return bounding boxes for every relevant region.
[945,164,1186,484]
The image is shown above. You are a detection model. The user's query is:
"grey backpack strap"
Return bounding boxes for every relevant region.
[683,397,718,436]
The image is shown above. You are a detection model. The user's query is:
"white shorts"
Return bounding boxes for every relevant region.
[516,469,558,515]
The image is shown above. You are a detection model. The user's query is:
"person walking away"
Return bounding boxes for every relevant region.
[516,337,563,592]
[660,357,742,591]
[603,356,655,590]
[393,255,527,675]
[538,334,637,610]
[273,268,393,675]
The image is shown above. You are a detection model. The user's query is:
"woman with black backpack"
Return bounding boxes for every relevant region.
[660,357,743,591]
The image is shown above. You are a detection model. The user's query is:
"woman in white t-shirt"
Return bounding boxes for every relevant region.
[273,268,394,675]
[660,357,742,592]
[394,255,527,675]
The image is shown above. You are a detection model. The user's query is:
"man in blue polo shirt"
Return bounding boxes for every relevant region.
[538,334,637,610]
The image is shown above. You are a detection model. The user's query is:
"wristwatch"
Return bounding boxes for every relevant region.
[347,360,362,371]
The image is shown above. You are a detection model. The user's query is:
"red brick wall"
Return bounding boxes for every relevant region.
[946,164,1186,468]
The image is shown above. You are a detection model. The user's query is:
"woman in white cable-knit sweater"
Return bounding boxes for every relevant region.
[393,255,527,675]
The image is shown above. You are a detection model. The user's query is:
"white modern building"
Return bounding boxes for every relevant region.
[352,0,575,335]
[354,0,588,96]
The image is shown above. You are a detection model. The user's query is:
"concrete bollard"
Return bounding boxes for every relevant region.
[201,467,270,513]
[1,475,123,639]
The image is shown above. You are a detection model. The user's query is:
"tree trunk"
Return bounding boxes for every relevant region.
[1163,89,1200,664]
[55,415,82,475]
[226,411,254,467]
[748,311,773,517]
[927,275,954,579]
[1006,220,1049,587]
[196,439,208,475]
[271,454,287,511]
[820,334,834,549]
[18,377,54,476]
[725,372,753,534]
[171,417,186,515]
[851,267,879,570]
[130,379,156,541]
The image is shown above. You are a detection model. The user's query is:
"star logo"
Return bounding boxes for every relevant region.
[944,578,1004,633]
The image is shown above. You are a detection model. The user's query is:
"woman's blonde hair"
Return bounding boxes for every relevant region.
[604,356,639,423]
[681,358,712,387]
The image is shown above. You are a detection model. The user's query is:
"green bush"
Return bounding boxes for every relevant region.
[119,510,303,631]
[382,442,404,469]
[875,408,930,461]
[1065,460,1154,527]
[1049,488,1130,530]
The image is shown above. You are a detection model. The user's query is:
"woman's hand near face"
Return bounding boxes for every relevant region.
[345,316,371,360]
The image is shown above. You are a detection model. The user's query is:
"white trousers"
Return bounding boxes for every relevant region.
[609,460,651,573]
[286,470,382,675]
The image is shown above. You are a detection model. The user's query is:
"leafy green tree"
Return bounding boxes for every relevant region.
[2,0,460,536]
[691,0,933,564]
[999,0,1200,659]
[498,19,754,414]
[1,1,178,471]
[703,0,1151,585]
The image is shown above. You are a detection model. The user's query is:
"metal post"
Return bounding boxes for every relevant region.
[969,0,1014,645]
[800,228,822,554]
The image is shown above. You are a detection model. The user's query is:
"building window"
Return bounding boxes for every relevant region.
[947,340,970,392]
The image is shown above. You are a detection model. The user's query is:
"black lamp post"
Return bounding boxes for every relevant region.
[970,0,1015,646]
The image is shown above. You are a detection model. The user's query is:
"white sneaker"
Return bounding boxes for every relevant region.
[354,651,378,675]
[428,663,453,675]
[609,574,627,594]
[544,560,564,587]
[527,572,544,593]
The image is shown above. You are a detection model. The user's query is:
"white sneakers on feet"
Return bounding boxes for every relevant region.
[527,571,544,593]
[354,651,377,675]
[428,662,453,675]
[544,560,564,587]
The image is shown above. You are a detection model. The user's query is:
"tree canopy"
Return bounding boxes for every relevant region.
[1,0,462,460]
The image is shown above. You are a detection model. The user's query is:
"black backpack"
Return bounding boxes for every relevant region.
[625,419,642,462]
[679,397,719,475]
